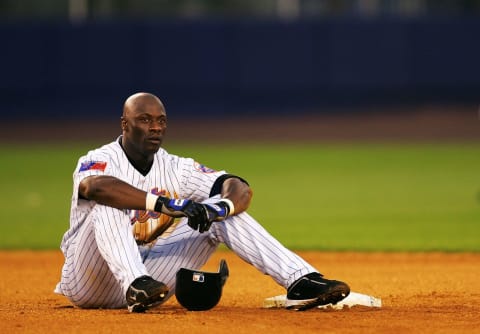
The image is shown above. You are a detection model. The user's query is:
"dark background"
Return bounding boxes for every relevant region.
[1,1,479,126]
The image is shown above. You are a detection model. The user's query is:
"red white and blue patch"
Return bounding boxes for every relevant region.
[194,161,216,173]
[79,161,107,172]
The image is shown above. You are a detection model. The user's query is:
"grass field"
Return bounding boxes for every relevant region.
[1,142,479,251]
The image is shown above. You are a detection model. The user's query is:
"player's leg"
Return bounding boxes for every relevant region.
[92,205,149,293]
[57,209,124,308]
[142,210,313,295]
[212,212,349,310]
[210,212,316,288]
[142,211,348,310]
[57,205,149,308]
[141,218,220,300]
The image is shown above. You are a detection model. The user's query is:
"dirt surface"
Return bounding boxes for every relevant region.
[1,251,479,334]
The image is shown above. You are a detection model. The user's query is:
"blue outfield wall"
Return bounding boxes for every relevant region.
[1,18,480,119]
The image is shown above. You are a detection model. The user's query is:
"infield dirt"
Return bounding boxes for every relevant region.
[1,251,479,334]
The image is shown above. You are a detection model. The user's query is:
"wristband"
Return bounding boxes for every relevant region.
[146,192,159,211]
[219,198,235,216]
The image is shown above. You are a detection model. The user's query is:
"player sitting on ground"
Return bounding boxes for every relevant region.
[54,92,350,312]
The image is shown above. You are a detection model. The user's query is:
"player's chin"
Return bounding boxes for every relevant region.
[145,140,162,152]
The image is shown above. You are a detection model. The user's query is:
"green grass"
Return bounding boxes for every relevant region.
[1,142,479,251]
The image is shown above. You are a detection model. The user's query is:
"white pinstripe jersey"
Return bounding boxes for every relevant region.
[60,137,227,254]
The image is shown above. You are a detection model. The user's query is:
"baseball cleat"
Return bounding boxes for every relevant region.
[126,275,169,313]
[285,272,350,311]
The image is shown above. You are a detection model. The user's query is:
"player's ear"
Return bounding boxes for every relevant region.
[121,117,128,131]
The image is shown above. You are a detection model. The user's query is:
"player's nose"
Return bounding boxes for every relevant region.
[149,122,165,132]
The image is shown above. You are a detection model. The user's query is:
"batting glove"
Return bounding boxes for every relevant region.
[152,197,213,233]
[188,201,231,233]
[154,198,198,217]
[203,202,230,222]
[149,195,233,233]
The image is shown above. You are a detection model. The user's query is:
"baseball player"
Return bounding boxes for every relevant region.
[54,92,350,312]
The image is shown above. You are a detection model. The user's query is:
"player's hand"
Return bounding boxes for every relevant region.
[154,198,211,232]
[202,202,230,222]
[187,201,230,233]
[185,203,211,233]
[156,198,199,218]
[165,200,213,233]
[155,198,230,233]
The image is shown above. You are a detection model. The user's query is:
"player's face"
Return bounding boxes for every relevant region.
[123,102,167,156]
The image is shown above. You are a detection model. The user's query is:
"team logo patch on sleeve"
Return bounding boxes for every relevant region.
[79,161,107,172]
[194,162,216,173]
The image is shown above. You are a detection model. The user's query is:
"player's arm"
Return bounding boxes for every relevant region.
[219,177,253,215]
[181,175,253,233]
[78,175,205,218]
[196,174,253,223]
[79,175,147,210]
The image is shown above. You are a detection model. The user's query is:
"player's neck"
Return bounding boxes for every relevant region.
[118,136,154,176]
[130,157,153,176]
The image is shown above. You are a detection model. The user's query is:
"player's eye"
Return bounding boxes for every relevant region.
[151,117,166,125]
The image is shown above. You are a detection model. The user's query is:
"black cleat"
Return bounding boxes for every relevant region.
[285,273,350,311]
[126,275,169,313]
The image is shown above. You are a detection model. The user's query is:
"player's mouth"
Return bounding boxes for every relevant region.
[147,136,162,145]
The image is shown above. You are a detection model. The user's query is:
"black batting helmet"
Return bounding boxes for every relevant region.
[175,259,229,311]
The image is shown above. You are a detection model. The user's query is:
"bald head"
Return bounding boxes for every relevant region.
[123,92,165,117]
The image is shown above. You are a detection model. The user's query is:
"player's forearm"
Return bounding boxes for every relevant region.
[220,178,253,215]
[79,175,147,210]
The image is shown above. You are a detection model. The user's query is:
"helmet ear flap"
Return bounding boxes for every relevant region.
[219,259,229,286]
[175,260,229,311]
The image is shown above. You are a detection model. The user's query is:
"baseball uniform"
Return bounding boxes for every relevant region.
[54,136,316,308]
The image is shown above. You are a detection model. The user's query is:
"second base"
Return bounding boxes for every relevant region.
[263,291,382,310]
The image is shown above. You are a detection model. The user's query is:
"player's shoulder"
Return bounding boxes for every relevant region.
[155,147,194,170]
[79,138,122,161]
[74,139,122,174]
[154,147,225,175]
[155,147,188,162]
[154,147,174,158]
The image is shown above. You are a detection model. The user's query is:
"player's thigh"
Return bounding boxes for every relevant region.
[63,214,125,308]
[142,218,219,292]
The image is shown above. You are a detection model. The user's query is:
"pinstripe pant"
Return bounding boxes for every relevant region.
[55,204,316,309]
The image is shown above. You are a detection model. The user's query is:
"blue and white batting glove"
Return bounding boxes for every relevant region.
[146,194,234,233]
